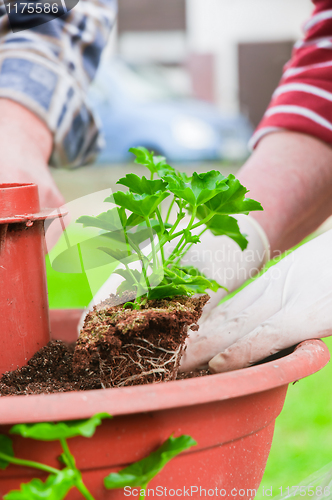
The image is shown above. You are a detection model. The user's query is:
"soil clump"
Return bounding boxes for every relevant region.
[0,296,209,396]
[74,294,209,388]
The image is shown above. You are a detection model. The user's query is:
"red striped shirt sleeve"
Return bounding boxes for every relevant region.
[250,0,332,149]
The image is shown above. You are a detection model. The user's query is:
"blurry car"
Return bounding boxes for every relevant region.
[88,59,253,163]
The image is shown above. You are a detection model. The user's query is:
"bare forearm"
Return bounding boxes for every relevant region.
[238,131,332,254]
[0,99,64,209]
[0,99,52,162]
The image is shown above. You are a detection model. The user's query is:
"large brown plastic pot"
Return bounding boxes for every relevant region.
[0,307,329,500]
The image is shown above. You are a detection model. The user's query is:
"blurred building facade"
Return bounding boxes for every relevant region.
[115,0,313,127]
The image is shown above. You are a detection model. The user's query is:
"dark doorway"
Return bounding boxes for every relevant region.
[238,40,294,127]
[118,0,186,33]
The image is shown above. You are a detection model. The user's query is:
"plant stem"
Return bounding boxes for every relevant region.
[155,207,165,264]
[125,234,150,270]
[123,226,132,257]
[163,215,212,264]
[190,212,215,230]
[168,199,183,236]
[0,451,60,475]
[75,478,96,500]
[149,200,185,262]
[168,218,207,244]
[123,263,150,302]
[60,439,96,500]
[140,483,148,499]
[60,438,76,469]
[165,207,197,266]
[119,230,154,300]
[174,227,208,265]
[145,217,158,272]
[165,198,175,224]
[123,263,140,288]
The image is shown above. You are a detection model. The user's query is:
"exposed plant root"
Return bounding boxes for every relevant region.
[73,295,209,387]
[102,340,184,388]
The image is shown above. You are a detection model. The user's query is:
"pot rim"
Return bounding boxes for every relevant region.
[0,339,328,424]
[0,207,67,225]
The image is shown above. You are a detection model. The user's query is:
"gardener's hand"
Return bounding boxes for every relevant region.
[180,229,332,372]
[0,99,64,209]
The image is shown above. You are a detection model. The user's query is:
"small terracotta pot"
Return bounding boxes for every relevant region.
[0,308,328,500]
[0,183,52,375]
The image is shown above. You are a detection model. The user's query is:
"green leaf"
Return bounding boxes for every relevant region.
[147,283,191,300]
[163,175,196,206]
[129,147,155,174]
[191,171,228,205]
[98,248,143,265]
[204,214,249,250]
[104,435,196,490]
[117,174,168,195]
[178,266,206,277]
[177,266,227,292]
[147,265,225,300]
[76,207,126,232]
[127,213,145,227]
[0,435,14,470]
[105,191,170,218]
[4,469,77,500]
[100,221,168,264]
[114,269,142,282]
[164,268,223,294]
[183,229,201,245]
[10,413,112,441]
[127,220,165,245]
[201,175,263,215]
[129,147,175,179]
[115,268,145,296]
[165,170,228,207]
[132,220,171,243]
[154,160,176,178]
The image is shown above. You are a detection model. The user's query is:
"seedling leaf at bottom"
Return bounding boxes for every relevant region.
[10,413,112,441]
[4,469,77,500]
[104,435,196,490]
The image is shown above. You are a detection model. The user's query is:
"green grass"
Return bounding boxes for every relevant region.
[256,337,332,498]
[46,223,117,309]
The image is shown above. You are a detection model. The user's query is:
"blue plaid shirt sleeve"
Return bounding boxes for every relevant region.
[0,0,117,167]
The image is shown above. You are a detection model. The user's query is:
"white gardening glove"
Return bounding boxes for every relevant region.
[178,214,270,317]
[180,228,332,373]
[78,214,269,331]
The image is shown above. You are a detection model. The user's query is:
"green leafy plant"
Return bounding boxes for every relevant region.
[0,414,195,499]
[77,147,262,308]
[104,435,197,499]
[0,413,111,500]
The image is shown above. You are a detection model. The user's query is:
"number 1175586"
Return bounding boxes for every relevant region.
[5,3,59,14]
[279,486,331,497]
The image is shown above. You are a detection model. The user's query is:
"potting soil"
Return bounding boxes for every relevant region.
[0,296,209,396]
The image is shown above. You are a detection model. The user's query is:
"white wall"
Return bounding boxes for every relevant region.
[186,0,313,113]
